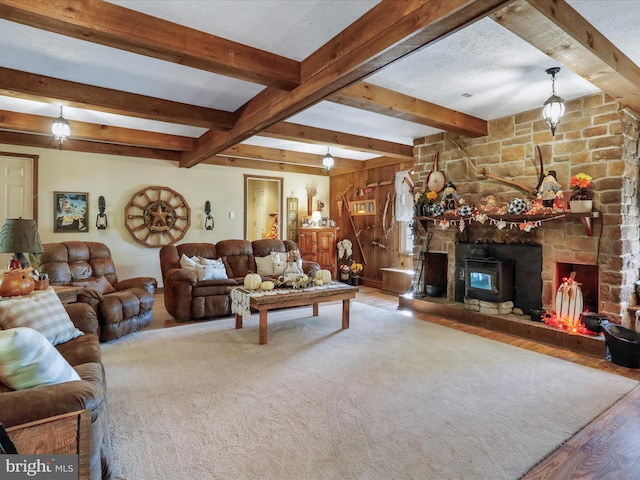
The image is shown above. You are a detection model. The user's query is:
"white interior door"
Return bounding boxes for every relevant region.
[0,156,34,267]
[253,189,266,240]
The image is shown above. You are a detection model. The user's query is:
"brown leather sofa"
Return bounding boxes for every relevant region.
[160,238,319,321]
[31,241,157,342]
[0,302,112,480]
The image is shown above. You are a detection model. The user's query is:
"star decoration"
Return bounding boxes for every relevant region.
[151,204,168,227]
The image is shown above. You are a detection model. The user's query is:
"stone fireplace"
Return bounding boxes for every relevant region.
[411,93,640,326]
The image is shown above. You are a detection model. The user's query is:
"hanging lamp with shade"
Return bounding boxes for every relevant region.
[542,67,566,136]
[322,146,334,172]
[51,105,71,148]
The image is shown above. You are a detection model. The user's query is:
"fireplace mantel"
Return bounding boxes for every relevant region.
[417,211,599,236]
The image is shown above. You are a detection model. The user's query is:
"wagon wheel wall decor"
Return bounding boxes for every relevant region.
[125,186,191,247]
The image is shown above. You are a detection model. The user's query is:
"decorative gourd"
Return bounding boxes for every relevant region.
[243,273,262,290]
[260,280,275,291]
[316,269,332,284]
[0,270,36,297]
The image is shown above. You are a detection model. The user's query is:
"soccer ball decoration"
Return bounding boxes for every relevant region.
[458,205,474,217]
[430,203,445,217]
[507,198,529,215]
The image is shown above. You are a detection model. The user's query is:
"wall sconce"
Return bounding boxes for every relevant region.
[51,105,71,149]
[0,218,44,269]
[542,67,566,136]
[96,196,108,229]
[322,146,334,172]
[204,201,214,230]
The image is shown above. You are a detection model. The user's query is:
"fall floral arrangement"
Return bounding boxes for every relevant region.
[350,262,363,276]
[569,173,593,197]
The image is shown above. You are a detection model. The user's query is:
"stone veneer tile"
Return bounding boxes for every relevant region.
[583,125,608,137]
[488,116,515,139]
[589,136,624,149]
[554,139,588,154]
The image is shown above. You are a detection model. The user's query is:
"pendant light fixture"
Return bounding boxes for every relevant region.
[322,146,334,172]
[51,105,71,149]
[542,67,565,136]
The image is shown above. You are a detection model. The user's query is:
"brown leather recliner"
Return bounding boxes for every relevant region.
[0,302,112,479]
[31,241,157,342]
[160,238,319,321]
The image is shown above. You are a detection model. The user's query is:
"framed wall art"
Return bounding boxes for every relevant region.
[54,192,89,232]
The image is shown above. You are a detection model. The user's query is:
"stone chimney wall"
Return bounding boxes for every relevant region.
[413,93,640,325]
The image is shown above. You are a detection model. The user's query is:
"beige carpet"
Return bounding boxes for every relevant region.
[101,302,638,480]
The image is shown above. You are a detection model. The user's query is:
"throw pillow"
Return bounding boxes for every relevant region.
[195,264,228,281]
[179,254,199,270]
[254,256,274,276]
[0,327,81,390]
[70,276,116,295]
[0,288,83,346]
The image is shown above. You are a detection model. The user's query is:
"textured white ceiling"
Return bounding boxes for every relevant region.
[0,0,639,161]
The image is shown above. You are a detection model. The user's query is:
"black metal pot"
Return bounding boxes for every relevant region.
[530,309,545,322]
[425,284,443,297]
[580,312,608,333]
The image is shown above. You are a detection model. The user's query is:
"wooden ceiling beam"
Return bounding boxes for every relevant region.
[363,155,414,170]
[181,0,510,168]
[0,67,236,130]
[492,0,640,113]
[203,156,330,176]
[261,122,414,160]
[221,144,363,170]
[0,110,196,151]
[331,82,488,137]
[0,130,182,161]
[0,0,300,89]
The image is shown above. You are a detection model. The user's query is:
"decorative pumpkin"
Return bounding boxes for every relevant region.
[260,280,275,291]
[316,269,332,284]
[243,273,262,290]
[0,270,36,297]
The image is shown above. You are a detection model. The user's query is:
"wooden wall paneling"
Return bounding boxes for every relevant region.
[331,163,405,285]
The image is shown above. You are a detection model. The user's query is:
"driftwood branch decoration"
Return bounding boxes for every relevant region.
[448,138,537,196]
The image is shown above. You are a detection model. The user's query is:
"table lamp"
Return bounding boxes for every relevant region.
[311,211,322,227]
[0,218,44,269]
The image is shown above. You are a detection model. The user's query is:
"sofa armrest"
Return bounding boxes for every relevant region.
[0,375,103,429]
[164,268,197,285]
[64,303,99,334]
[114,277,157,294]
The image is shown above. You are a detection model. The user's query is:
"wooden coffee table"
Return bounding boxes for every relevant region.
[232,284,358,345]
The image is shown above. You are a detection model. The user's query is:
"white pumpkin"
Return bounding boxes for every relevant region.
[260,280,275,291]
[244,273,262,290]
[316,269,332,284]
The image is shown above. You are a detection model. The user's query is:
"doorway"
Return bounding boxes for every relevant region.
[0,152,38,267]
[244,175,283,241]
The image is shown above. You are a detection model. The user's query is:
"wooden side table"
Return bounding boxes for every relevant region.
[52,286,86,304]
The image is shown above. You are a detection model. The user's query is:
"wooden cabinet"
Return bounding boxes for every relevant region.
[298,227,338,278]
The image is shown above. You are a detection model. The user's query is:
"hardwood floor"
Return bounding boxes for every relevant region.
[150,286,640,479]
